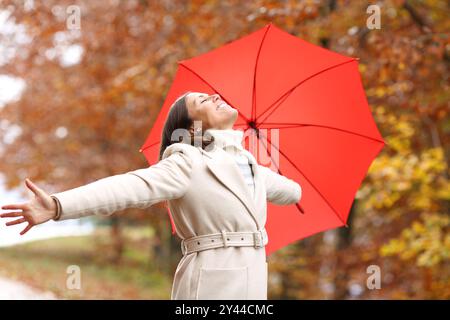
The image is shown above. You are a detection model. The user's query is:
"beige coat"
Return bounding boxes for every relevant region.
[51,142,301,299]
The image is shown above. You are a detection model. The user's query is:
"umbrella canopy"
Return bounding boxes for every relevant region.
[140,23,386,255]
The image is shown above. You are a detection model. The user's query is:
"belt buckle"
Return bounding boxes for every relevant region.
[221,230,229,248]
[253,230,264,248]
[181,239,187,255]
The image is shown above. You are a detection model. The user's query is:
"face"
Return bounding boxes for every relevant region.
[185,92,238,132]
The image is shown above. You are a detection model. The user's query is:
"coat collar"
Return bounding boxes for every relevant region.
[198,144,264,230]
[204,128,245,152]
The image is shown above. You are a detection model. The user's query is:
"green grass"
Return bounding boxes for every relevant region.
[0,227,172,299]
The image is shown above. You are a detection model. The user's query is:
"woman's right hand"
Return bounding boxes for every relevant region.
[1,178,57,235]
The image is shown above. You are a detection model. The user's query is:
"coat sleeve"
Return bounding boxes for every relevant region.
[258,165,302,205]
[50,151,193,221]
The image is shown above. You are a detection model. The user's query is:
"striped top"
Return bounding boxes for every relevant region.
[205,128,255,198]
[232,152,255,198]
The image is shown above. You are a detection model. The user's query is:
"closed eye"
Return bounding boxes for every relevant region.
[199,95,211,104]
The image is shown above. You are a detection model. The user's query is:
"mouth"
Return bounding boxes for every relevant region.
[216,101,232,111]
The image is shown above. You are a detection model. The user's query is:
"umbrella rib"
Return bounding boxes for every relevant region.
[258,130,347,226]
[179,64,251,124]
[256,58,358,124]
[258,123,386,145]
[256,133,305,214]
[139,140,160,152]
[251,23,272,122]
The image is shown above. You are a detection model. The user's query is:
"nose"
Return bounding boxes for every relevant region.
[212,94,221,102]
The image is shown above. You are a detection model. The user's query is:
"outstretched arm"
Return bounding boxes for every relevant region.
[50,151,192,220]
[258,165,302,205]
[1,150,193,233]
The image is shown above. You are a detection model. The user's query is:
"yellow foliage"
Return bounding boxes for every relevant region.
[364,112,447,211]
[380,213,449,267]
[358,63,367,73]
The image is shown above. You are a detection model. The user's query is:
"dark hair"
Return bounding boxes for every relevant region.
[158,91,214,161]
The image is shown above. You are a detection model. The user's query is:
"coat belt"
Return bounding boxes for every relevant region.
[180,228,268,255]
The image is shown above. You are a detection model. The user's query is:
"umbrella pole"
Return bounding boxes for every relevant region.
[295,202,305,214]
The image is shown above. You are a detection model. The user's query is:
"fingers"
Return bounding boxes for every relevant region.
[1,214,34,235]
[5,218,26,226]
[25,178,46,198]
[0,212,23,218]
[20,223,33,236]
[1,203,28,211]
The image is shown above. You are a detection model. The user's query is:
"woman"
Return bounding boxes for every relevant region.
[0,92,302,300]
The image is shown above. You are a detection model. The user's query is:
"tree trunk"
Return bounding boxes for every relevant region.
[110,215,124,264]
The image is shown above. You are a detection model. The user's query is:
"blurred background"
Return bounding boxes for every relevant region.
[0,0,448,299]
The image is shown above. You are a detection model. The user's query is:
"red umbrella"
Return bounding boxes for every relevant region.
[139,23,386,256]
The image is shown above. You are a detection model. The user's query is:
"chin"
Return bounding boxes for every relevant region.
[228,108,238,122]
[214,108,238,128]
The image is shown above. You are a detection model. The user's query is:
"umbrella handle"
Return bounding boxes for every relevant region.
[296,202,305,214]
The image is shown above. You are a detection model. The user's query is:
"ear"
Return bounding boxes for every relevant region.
[188,125,195,136]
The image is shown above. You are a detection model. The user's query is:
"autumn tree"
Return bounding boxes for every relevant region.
[0,0,448,298]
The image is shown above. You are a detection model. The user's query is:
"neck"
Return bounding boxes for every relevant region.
[211,124,234,130]
[205,127,244,151]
